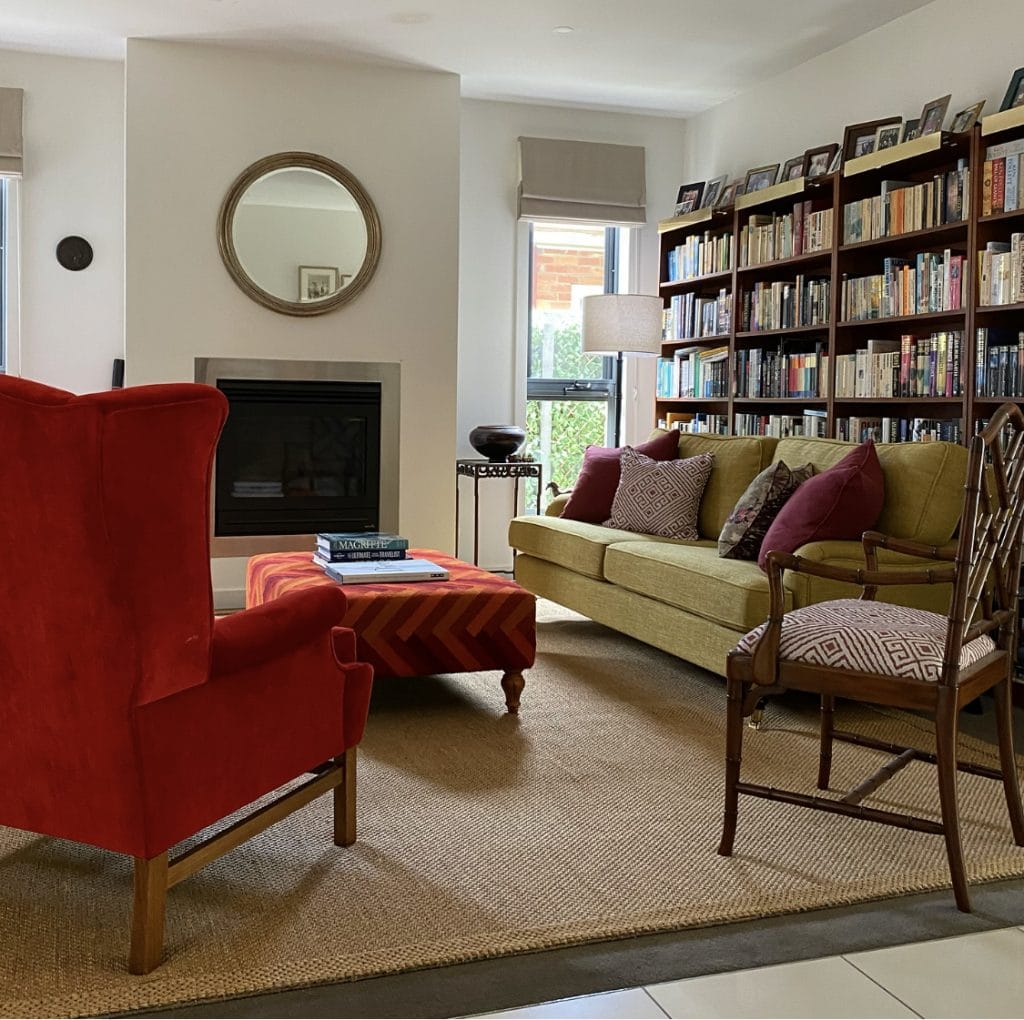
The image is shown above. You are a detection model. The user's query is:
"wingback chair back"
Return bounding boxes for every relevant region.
[0,375,227,851]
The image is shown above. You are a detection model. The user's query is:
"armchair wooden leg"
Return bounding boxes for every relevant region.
[935,690,971,912]
[994,675,1024,845]
[333,747,357,847]
[818,695,835,790]
[129,853,168,974]
[718,675,746,856]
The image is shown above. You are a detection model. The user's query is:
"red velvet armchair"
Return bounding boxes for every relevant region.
[0,375,374,972]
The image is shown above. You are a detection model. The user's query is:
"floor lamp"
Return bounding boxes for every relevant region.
[581,293,663,445]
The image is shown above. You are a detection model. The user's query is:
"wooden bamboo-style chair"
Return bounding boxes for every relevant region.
[719,402,1024,911]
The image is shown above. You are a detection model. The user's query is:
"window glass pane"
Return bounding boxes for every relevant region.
[529,222,608,381]
[525,398,609,511]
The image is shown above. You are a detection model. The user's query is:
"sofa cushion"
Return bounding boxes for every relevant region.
[603,540,793,631]
[605,448,714,540]
[718,461,815,560]
[773,437,967,544]
[758,440,884,569]
[561,429,680,523]
[673,433,778,539]
[507,515,683,581]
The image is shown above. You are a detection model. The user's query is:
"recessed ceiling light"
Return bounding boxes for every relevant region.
[553,25,574,34]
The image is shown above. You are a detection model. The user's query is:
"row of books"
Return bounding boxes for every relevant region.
[314,532,449,583]
[666,231,733,281]
[833,332,963,399]
[982,135,1024,216]
[733,345,828,399]
[975,328,1024,397]
[733,410,827,439]
[656,345,730,399]
[978,235,1024,306]
[839,251,965,321]
[842,166,969,245]
[663,289,732,340]
[835,417,963,444]
[670,413,728,434]
[740,276,831,332]
[738,203,833,267]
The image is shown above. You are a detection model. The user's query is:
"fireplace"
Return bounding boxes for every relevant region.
[214,378,381,536]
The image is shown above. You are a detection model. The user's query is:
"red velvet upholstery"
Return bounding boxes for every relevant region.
[0,375,373,860]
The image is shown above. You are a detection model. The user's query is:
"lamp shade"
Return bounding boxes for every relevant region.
[581,294,663,355]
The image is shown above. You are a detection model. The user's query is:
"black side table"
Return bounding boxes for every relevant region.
[455,459,543,566]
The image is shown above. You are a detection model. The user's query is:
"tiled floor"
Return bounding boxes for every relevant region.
[473,926,1024,1019]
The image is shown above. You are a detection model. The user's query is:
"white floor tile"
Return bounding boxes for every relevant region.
[471,987,668,1019]
[646,956,915,1019]
[847,926,1024,1019]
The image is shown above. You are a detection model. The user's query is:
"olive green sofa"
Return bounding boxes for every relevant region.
[508,432,968,677]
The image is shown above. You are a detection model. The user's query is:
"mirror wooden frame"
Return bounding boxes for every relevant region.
[217,151,382,317]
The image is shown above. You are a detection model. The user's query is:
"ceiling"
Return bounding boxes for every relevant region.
[0,0,934,117]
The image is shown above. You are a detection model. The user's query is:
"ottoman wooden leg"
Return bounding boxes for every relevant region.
[500,670,525,714]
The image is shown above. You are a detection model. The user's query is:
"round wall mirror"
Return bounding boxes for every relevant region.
[217,152,382,316]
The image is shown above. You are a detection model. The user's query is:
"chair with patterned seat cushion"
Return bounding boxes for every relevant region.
[718,403,1024,912]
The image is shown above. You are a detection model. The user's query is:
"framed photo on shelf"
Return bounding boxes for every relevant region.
[842,116,901,163]
[901,118,921,142]
[950,100,985,133]
[674,181,705,215]
[917,94,951,135]
[1000,67,1024,111]
[803,143,839,178]
[826,148,842,174]
[700,174,728,209]
[743,164,779,193]
[874,122,903,151]
[298,265,339,302]
[781,156,804,181]
[716,180,741,209]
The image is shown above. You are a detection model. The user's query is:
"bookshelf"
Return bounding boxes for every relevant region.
[655,124,1023,447]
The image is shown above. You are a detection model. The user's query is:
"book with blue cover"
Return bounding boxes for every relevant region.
[324,558,449,585]
[316,531,409,552]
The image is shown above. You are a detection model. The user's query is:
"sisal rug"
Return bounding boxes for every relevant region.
[2,601,1024,1017]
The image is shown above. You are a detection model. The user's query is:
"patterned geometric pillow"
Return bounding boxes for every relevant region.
[717,461,815,560]
[604,447,714,540]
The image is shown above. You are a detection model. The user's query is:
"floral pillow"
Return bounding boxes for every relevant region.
[718,461,815,560]
[604,447,714,541]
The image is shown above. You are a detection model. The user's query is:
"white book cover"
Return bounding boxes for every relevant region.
[324,558,449,584]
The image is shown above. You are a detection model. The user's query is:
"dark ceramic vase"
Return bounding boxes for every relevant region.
[469,424,527,463]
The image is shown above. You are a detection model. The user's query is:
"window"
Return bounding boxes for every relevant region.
[525,221,623,510]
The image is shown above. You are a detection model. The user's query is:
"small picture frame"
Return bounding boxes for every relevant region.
[298,265,339,302]
[999,68,1024,112]
[950,101,985,133]
[715,180,741,209]
[743,164,780,194]
[842,116,902,163]
[781,156,804,181]
[917,94,952,136]
[874,123,903,151]
[803,142,839,178]
[674,181,705,215]
[901,118,921,143]
[826,148,842,174]
[700,174,728,209]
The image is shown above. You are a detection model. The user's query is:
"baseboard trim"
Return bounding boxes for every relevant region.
[214,587,246,613]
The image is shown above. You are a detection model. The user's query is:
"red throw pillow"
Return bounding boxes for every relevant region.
[757,440,884,570]
[561,429,680,523]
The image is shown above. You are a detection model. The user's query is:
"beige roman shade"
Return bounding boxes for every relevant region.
[518,136,646,225]
[0,88,24,177]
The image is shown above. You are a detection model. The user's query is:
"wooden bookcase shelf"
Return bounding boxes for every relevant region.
[656,121,1021,446]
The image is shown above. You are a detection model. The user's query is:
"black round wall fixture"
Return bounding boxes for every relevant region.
[55,236,93,271]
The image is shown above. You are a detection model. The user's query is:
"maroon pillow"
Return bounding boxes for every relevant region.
[561,429,680,523]
[757,440,884,570]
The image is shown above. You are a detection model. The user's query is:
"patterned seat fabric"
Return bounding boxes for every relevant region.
[734,598,996,682]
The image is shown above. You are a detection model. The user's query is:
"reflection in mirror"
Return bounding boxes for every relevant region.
[218,152,382,316]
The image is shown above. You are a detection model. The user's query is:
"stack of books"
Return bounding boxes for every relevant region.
[314,532,449,584]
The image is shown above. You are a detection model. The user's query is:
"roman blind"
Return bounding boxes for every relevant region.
[0,88,24,177]
[517,136,646,225]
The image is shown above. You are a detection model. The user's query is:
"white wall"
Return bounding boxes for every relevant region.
[458,98,687,568]
[680,0,1024,184]
[0,50,123,392]
[124,41,460,595]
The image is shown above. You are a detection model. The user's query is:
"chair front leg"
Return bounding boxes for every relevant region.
[935,687,971,912]
[333,746,357,847]
[994,674,1024,845]
[129,853,168,974]
[818,695,835,790]
[718,673,747,856]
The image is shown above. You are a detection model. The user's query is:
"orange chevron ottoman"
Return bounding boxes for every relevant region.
[246,549,535,712]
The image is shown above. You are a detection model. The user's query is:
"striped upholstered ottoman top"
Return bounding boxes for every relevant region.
[246,550,536,711]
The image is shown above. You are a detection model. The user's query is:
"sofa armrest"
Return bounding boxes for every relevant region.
[545,493,570,517]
